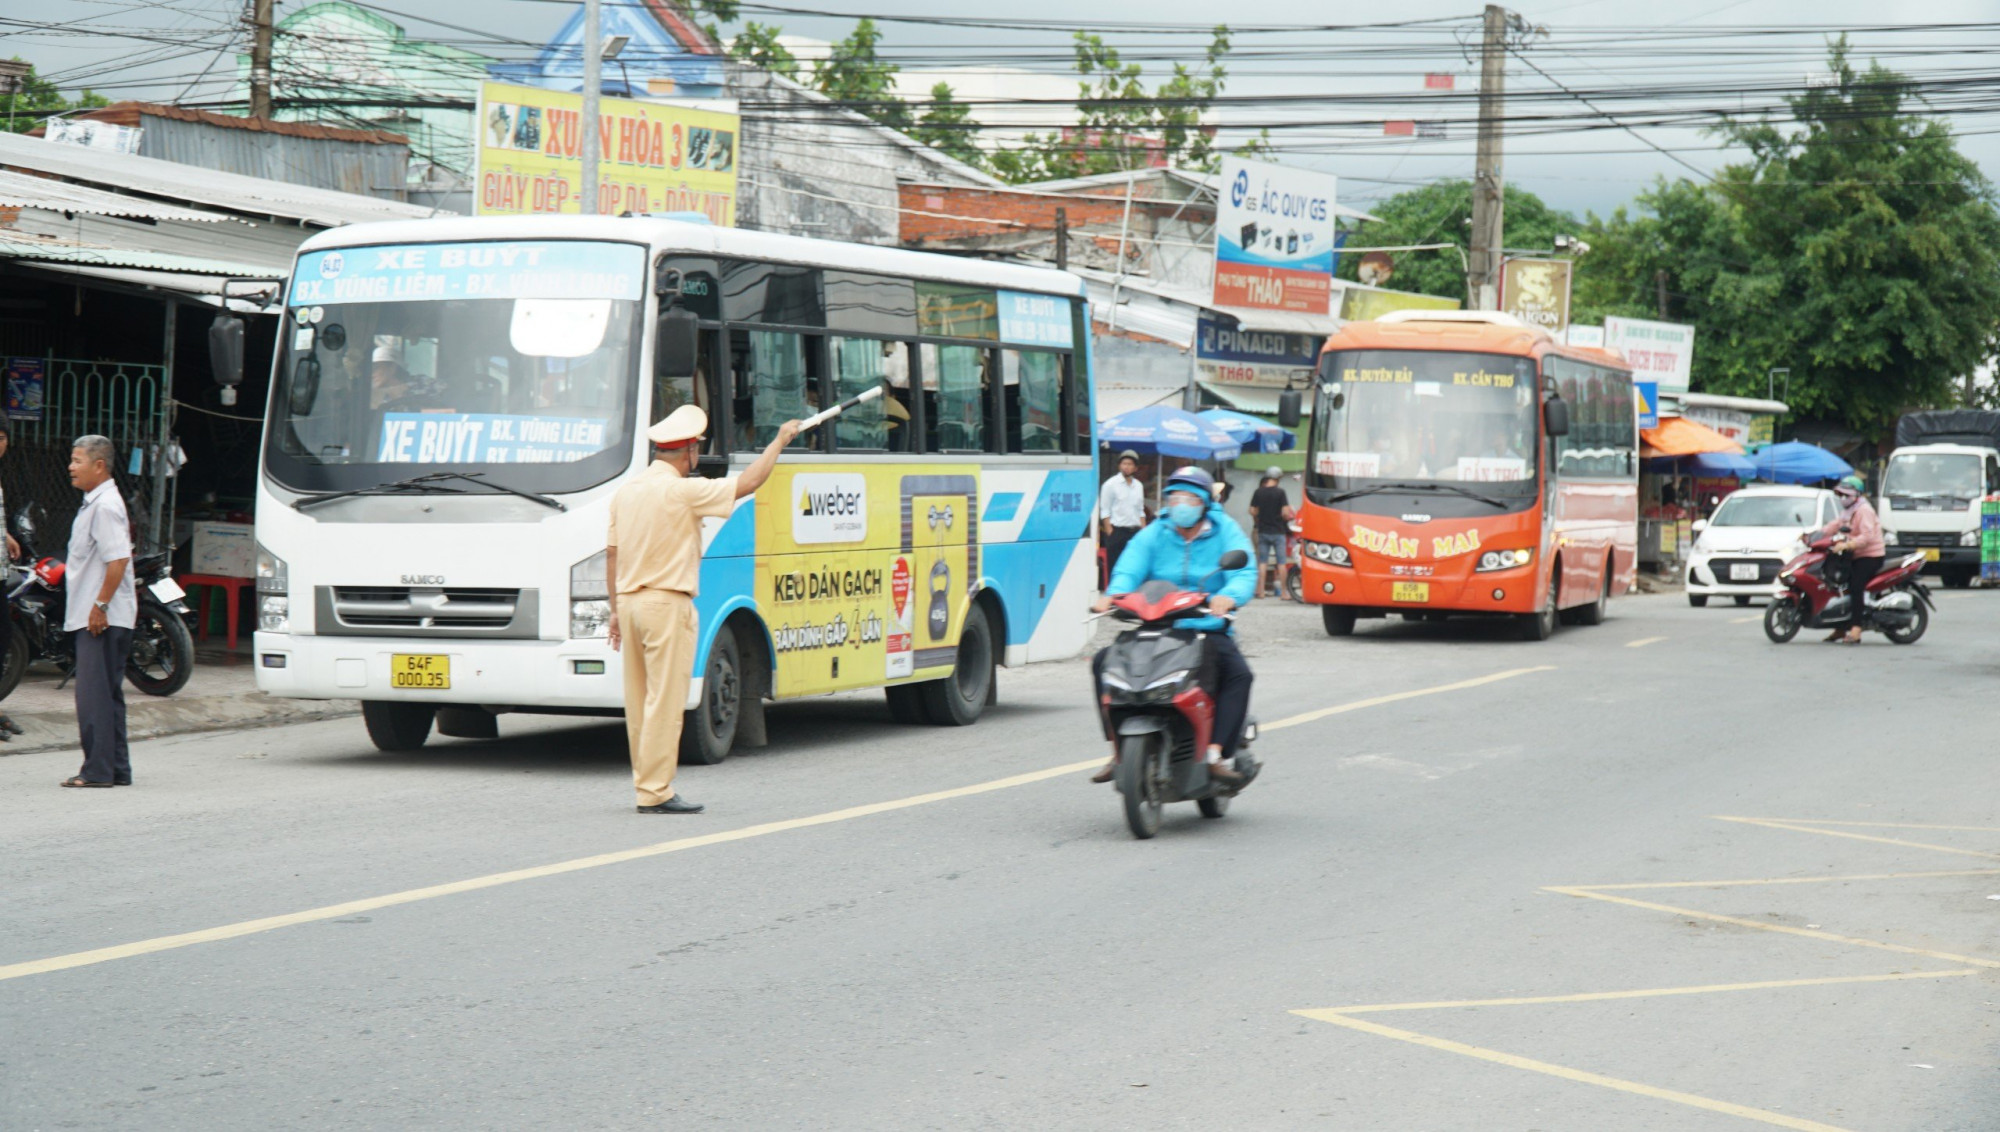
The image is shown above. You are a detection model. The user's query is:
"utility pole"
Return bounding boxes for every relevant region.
[248,0,274,119]
[1655,269,1669,319]
[1467,4,1507,311]
[1053,207,1068,272]
[580,0,602,215]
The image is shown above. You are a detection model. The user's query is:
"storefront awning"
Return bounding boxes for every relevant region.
[1198,382,1288,414]
[1640,415,1743,458]
[1094,384,1183,420]
[21,261,285,312]
[1204,304,1343,337]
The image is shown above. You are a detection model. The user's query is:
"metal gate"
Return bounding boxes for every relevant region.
[8,356,176,557]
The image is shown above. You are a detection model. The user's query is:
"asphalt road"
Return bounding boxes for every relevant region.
[6,588,2000,1131]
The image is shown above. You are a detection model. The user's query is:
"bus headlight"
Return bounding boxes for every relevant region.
[255,544,289,632]
[570,550,611,639]
[1476,549,1533,572]
[1303,541,1351,566]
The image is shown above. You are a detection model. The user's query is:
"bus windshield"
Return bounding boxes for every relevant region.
[266,239,647,495]
[1310,349,1540,504]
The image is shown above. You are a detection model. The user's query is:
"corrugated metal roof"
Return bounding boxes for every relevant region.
[19,260,284,311]
[64,102,409,146]
[0,233,272,277]
[0,169,236,223]
[0,131,444,227]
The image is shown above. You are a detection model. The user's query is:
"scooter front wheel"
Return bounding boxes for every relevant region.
[1763,595,1803,643]
[1117,732,1165,839]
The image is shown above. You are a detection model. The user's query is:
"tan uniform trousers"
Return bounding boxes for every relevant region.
[619,589,698,806]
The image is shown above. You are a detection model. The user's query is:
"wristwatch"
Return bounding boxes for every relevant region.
[94,601,110,613]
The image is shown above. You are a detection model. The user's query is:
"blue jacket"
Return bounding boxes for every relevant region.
[1107,504,1257,632]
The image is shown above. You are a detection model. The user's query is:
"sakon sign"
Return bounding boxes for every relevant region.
[1500,258,1573,335]
[1213,157,1338,315]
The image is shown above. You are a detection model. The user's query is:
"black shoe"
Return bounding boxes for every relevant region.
[113,777,132,786]
[1230,754,1262,787]
[637,796,704,814]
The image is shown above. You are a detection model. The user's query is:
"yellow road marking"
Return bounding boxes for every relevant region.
[1546,886,2000,969]
[1729,614,1761,623]
[1294,1010,1858,1132]
[1716,816,2000,861]
[1318,969,1978,1015]
[0,665,1553,984]
[1730,818,2000,833]
[1577,868,2000,892]
[1261,665,1552,732]
[1624,636,1666,648]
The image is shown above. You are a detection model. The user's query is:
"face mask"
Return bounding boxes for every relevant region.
[1167,501,1205,528]
[1838,492,1859,510]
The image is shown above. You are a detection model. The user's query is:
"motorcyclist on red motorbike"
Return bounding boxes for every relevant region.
[1819,473,1884,644]
[1088,466,1258,783]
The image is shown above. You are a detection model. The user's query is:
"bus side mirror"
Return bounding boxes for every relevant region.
[208,314,245,406]
[655,306,700,379]
[1543,397,1571,438]
[1276,386,1302,429]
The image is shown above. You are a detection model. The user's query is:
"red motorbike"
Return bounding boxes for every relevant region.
[1763,529,1932,645]
[1094,549,1257,839]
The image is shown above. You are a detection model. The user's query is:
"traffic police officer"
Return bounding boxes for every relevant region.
[607,405,799,813]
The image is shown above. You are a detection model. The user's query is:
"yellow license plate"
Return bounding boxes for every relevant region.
[1390,582,1430,603]
[1922,548,1941,562]
[390,654,450,690]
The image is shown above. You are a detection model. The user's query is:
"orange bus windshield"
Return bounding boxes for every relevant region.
[1311,349,1540,509]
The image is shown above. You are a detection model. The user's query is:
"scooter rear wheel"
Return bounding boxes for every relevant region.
[1118,733,1165,839]
[1763,596,1803,643]
[1882,596,1929,645]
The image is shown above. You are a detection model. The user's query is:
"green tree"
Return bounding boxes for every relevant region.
[728,22,796,80]
[813,18,909,133]
[1334,180,1579,303]
[1,61,108,134]
[989,27,1249,183]
[1579,42,2000,434]
[908,82,982,167]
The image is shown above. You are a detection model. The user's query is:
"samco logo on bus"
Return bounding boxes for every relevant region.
[791,473,868,544]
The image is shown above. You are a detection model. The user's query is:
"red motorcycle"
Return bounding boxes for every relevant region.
[1763,529,1932,645]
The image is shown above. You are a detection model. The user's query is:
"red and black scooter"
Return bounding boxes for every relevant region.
[1094,549,1257,839]
[1763,528,1933,645]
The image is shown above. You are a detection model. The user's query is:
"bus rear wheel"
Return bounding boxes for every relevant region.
[920,604,994,726]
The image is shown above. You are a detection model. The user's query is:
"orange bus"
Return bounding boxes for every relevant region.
[1280,311,1637,640]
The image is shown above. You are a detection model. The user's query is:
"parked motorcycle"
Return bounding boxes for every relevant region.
[1094,548,1258,839]
[1763,528,1932,645]
[0,506,198,698]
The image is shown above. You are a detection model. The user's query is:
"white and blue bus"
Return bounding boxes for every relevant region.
[250,216,1098,760]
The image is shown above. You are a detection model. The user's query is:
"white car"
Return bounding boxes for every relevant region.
[1685,485,1840,607]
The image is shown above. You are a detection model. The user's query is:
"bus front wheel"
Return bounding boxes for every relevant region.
[681,629,743,766]
[362,702,434,751]
[1321,606,1356,637]
[1520,567,1560,641]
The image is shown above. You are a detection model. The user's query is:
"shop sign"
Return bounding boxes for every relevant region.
[1213,156,1337,314]
[1684,405,1751,446]
[1748,415,1775,445]
[1194,312,1318,387]
[474,80,738,221]
[1500,258,1572,333]
[1604,316,1696,396]
[1339,285,1459,322]
[1634,381,1659,429]
[1566,324,1605,348]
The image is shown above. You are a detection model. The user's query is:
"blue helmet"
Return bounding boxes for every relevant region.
[1163,466,1215,504]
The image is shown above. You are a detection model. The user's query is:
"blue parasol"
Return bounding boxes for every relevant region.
[1198,408,1295,454]
[1751,441,1853,484]
[1098,405,1244,461]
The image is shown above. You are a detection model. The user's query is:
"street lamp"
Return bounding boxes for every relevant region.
[1768,367,1790,403]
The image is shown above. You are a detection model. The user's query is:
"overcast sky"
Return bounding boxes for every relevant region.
[10,1,2000,217]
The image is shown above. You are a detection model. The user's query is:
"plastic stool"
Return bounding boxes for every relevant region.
[177,573,252,650]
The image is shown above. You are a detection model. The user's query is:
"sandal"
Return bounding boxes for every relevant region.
[60,776,112,788]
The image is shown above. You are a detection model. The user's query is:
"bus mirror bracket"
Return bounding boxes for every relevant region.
[655,305,700,379]
[1543,396,1571,438]
[1276,384,1303,429]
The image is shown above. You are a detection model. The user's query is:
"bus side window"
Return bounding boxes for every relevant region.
[729,328,817,452]
[830,336,897,451]
[922,343,989,452]
[1001,349,1064,453]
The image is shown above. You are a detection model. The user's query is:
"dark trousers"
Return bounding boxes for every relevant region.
[1094,631,1255,758]
[75,625,133,784]
[1102,525,1141,585]
[1840,556,1884,630]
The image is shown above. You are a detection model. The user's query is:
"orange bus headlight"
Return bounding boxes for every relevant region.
[1302,541,1351,567]
[1475,549,1533,572]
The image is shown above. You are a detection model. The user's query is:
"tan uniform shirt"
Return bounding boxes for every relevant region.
[607,460,737,596]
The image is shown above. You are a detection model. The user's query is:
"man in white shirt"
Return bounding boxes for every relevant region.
[1098,449,1150,583]
[59,435,138,789]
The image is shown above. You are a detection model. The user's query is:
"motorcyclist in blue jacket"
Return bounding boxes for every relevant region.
[1089,466,1258,784]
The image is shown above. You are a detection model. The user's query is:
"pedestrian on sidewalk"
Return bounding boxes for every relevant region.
[60,436,136,788]
[0,421,26,742]
[606,406,798,814]
[1249,467,1296,599]
[1099,450,1148,585]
